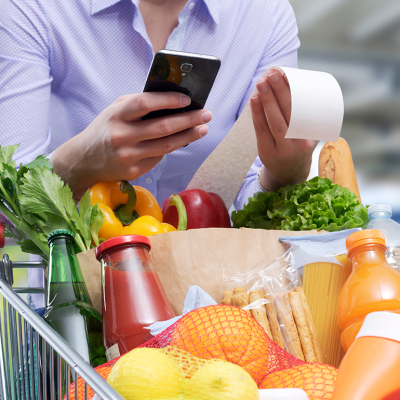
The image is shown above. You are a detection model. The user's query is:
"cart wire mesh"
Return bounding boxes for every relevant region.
[0,254,124,400]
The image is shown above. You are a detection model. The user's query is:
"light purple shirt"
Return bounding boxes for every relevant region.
[1,0,299,306]
[0,0,299,209]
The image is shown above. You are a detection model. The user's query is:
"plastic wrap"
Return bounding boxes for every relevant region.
[221,250,323,363]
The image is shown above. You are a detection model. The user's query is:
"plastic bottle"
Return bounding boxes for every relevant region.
[366,203,400,270]
[332,312,400,400]
[337,229,400,352]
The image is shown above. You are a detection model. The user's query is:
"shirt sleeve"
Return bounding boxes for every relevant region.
[0,0,52,166]
[233,0,300,212]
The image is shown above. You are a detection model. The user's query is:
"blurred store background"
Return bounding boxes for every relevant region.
[291,0,400,222]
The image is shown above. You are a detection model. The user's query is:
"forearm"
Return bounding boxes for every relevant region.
[51,134,96,199]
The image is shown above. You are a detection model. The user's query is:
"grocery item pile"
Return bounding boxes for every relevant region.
[69,306,336,400]
[1,137,400,400]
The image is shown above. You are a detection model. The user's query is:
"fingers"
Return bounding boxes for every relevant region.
[250,94,276,153]
[256,77,288,143]
[115,92,192,121]
[118,155,164,182]
[138,124,209,157]
[132,109,212,141]
[266,68,291,125]
[133,156,164,178]
[112,94,132,105]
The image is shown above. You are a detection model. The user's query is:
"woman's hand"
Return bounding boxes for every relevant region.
[52,92,212,198]
[250,67,318,191]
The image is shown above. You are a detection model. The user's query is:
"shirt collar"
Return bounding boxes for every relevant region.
[91,0,219,24]
[198,0,219,25]
[91,0,122,15]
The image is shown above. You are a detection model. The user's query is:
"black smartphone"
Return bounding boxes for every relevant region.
[141,50,221,120]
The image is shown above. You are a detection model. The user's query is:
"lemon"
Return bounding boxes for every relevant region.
[107,347,185,399]
[184,360,259,400]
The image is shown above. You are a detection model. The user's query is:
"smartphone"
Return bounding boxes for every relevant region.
[141,50,221,120]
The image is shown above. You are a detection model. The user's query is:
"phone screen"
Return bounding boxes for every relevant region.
[142,52,220,120]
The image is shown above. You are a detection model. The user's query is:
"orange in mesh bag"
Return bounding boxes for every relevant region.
[259,363,338,399]
[169,305,302,384]
[66,363,113,400]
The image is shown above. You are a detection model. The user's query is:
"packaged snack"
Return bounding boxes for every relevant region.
[249,290,272,338]
[220,250,323,362]
[260,251,323,362]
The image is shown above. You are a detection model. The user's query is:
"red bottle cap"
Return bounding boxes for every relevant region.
[346,229,386,254]
[96,235,151,260]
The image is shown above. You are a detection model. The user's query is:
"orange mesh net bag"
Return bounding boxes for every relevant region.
[67,305,337,399]
[259,363,338,399]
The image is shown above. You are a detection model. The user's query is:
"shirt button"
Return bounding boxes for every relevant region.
[188,2,194,10]
[145,177,153,184]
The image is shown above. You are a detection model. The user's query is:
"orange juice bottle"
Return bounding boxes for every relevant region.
[332,311,400,400]
[337,229,400,352]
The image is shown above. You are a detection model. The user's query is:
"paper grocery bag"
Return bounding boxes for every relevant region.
[77,228,321,316]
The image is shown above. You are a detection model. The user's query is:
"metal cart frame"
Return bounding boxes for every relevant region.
[0,254,124,400]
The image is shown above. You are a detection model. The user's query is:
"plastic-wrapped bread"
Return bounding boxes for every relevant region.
[221,290,233,305]
[248,290,272,339]
[264,293,285,349]
[289,291,317,363]
[318,137,361,202]
[294,287,324,363]
[231,288,251,314]
[233,287,247,294]
[275,292,305,361]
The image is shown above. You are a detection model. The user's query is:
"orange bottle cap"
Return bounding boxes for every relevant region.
[346,229,386,254]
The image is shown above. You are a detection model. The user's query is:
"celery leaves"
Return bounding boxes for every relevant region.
[0,144,104,260]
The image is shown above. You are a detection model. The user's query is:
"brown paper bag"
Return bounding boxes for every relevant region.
[77,228,322,316]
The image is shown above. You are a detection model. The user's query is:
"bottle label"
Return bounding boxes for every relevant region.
[106,343,121,362]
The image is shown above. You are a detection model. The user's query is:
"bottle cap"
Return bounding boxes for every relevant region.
[368,203,392,217]
[96,235,151,260]
[47,229,75,243]
[356,312,400,343]
[346,229,386,254]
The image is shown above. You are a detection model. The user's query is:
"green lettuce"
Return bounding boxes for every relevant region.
[232,177,369,232]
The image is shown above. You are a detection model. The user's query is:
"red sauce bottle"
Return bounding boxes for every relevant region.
[96,235,175,361]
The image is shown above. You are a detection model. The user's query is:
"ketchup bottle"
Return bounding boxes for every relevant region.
[332,312,400,400]
[96,235,175,361]
[337,229,400,351]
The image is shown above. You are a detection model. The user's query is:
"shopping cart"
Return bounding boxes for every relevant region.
[0,252,124,400]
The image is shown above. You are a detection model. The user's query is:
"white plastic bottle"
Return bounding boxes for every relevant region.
[366,203,400,270]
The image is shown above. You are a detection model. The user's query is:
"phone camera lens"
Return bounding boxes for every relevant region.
[180,63,193,73]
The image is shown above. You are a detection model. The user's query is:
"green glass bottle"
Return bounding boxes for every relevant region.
[43,229,106,367]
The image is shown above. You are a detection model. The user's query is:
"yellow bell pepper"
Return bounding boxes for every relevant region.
[90,181,186,240]
[122,195,187,237]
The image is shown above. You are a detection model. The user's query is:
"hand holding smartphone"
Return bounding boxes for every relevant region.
[142,50,221,120]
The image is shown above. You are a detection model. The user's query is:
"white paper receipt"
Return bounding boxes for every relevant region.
[105,343,121,362]
[280,67,344,142]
